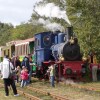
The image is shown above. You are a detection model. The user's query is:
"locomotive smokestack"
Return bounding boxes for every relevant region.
[66,26,73,39]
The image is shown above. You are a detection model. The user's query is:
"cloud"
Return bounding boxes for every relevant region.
[0,0,43,26]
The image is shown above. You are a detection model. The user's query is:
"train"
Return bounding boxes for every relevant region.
[34,26,87,81]
[0,38,34,62]
[0,26,91,81]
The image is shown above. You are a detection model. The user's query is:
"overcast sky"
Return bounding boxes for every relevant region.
[0,0,42,26]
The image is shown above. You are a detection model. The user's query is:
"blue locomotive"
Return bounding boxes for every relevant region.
[34,27,83,80]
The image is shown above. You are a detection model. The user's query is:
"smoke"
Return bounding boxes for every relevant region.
[38,18,64,31]
[34,3,71,25]
[60,0,66,5]
[45,22,64,31]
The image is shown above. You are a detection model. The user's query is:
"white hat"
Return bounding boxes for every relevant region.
[22,66,25,69]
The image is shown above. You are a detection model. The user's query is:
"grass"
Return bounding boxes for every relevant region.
[18,86,54,100]
[0,78,100,100]
[29,79,100,100]
[0,87,26,100]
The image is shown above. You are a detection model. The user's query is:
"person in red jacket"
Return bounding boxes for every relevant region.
[20,66,29,87]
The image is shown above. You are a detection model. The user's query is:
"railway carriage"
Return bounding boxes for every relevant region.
[0,38,35,62]
[15,38,34,61]
[1,43,15,59]
[0,46,4,62]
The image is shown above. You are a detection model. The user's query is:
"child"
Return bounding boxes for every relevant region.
[47,65,55,87]
[20,66,29,87]
[16,66,21,83]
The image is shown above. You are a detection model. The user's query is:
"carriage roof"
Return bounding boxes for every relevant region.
[6,38,35,46]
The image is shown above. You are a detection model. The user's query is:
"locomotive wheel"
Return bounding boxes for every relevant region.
[63,43,80,61]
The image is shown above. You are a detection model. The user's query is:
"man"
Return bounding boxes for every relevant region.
[1,55,19,97]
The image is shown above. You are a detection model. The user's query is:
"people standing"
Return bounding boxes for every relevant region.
[15,66,21,83]
[21,56,31,83]
[48,64,55,87]
[11,56,16,69]
[32,54,36,73]
[0,55,19,97]
[20,66,29,87]
[28,54,33,83]
[15,56,21,69]
[90,55,98,82]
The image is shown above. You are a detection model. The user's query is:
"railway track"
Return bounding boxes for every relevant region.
[17,90,42,100]
[27,86,68,100]
[0,83,41,100]
[0,82,68,100]
[0,79,100,100]
[25,81,100,100]
[32,77,100,93]
[59,82,100,92]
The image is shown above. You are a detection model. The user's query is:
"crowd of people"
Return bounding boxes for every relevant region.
[0,52,100,97]
[82,53,100,82]
[0,54,35,97]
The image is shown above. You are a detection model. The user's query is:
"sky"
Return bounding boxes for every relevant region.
[0,0,71,30]
[0,0,42,26]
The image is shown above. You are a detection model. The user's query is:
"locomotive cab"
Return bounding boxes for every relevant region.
[34,31,55,67]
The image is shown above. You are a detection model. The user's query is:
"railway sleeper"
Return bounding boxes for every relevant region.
[27,86,68,100]
[18,90,42,100]
[27,86,49,95]
[0,83,41,100]
[50,93,69,100]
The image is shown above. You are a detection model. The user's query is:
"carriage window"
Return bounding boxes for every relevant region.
[64,35,67,42]
[8,49,9,57]
[21,45,22,55]
[4,50,6,56]
[43,35,51,46]
[55,36,58,44]
[35,38,40,47]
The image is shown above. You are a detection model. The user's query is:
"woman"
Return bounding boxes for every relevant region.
[1,55,19,96]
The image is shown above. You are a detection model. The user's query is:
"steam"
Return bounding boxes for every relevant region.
[38,18,64,31]
[34,3,71,25]
[45,23,64,31]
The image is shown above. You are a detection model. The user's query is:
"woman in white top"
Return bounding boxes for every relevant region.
[1,55,19,97]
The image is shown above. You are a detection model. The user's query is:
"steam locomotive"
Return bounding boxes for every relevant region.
[34,27,84,80]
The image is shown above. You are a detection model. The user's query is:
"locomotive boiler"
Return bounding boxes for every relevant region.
[51,27,82,61]
[34,27,84,80]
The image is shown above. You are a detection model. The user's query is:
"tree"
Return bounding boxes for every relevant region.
[67,0,100,59]
[0,22,13,45]
[31,0,100,60]
[11,23,47,40]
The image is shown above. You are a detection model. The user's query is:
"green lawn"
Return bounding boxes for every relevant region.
[0,87,27,100]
